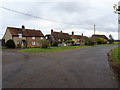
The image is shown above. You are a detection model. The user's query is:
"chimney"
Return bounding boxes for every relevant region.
[72,31,74,35]
[51,29,53,34]
[22,25,25,29]
[82,33,83,36]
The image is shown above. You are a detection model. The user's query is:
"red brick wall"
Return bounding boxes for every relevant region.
[26,37,44,47]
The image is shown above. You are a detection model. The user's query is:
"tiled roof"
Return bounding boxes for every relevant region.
[70,35,83,39]
[7,27,44,37]
[91,34,108,39]
[51,31,72,41]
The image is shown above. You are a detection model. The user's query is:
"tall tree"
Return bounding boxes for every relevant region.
[113,4,120,14]
[109,34,114,43]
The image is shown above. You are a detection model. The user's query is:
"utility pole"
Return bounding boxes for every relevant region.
[94,25,95,34]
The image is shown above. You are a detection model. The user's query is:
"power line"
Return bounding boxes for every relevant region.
[0,6,83,26]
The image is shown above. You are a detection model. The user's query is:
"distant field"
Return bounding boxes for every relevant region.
[113,41,120,45]
[18,46,90,53]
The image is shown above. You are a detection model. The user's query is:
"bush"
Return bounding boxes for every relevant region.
[84,38,94,46]
[52,41,62,47]
[65,40,74,44]
[5,39,15,48]
[39,39,50,48]
[97,38,106,44]
[109,39,114,44]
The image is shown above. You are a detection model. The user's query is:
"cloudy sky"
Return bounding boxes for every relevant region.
[0,0,119,39]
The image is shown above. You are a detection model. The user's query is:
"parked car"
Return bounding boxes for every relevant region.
[73,42,80,46]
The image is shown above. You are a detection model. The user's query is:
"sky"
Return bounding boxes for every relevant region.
[0,0,119,40]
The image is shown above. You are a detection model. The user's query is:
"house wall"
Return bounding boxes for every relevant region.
[72,38,80,43]
[2,29,12,43]
[13,36,27,46]
[26,37,44,47]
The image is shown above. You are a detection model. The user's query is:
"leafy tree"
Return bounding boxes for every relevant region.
[109,34,114,44]
[113,4,120,14]
[5,39,15,48]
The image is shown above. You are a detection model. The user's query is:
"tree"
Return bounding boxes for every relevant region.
[5,39,15,48]
[113,3,120,24]
[113,4,120,14]
[109,34,114,44]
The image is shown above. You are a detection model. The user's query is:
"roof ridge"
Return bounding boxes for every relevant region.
[7,27,41,31]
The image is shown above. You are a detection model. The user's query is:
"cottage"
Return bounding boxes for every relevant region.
[2,25,44,47]
[46,29,72,42]
[91,34,109,44]
[70,31,88,45]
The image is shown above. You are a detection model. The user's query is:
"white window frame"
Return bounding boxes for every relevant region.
[32,37,35,39]
[18,33,22,38]
[32,41,36,45]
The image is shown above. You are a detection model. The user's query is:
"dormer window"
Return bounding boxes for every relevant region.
[18,32,22,38]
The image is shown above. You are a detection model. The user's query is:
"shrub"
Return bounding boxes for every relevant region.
[97,38,106,44]
[39,39,50,48]
[65,40,74,44]
[5,39,15,48]
[52,41,62,47]
[84,38,94,46]
[109,39,114,44]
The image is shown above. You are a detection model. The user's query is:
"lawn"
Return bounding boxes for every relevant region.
[111,46,120,65]
[18,46,90,53]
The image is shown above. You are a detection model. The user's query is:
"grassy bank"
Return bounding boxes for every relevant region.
[111,46,120,65]
[18,46,90,53]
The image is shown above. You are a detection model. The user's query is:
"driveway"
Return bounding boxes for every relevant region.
[2,45,119,88]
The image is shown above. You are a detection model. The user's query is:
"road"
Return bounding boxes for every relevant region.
[2,45,119,88]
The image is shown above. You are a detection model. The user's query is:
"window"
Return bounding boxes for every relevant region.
[45,36,48,39]
[41,37,43,39]
[32,41,36,45]
[32,37,35,39]
[18,32,22,38]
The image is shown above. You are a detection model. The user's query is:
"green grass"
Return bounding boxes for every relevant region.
[111,46,120,65]
[113,42,120,45]
[93,44,113,46]
[18,46,90,53]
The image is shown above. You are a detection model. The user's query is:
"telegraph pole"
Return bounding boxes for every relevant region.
[94,25,95,34]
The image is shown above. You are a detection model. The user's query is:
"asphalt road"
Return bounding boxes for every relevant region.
[2,45,119,88]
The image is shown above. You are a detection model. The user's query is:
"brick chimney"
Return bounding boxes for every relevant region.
[72,31,74,35]
[22,25,25,29]
[51,29,53,34]
[82,33,83,36]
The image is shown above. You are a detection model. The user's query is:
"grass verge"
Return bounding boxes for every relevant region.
[18,46,90,53]
[108,46,120,79]
[110,46,120,64]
